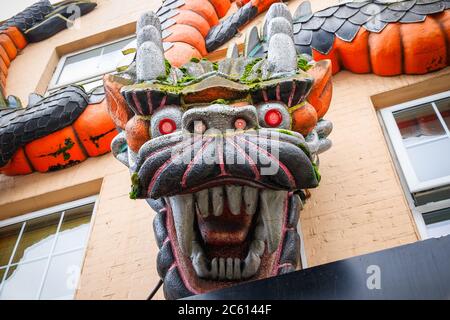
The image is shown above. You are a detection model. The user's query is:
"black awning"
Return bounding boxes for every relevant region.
[188,234,450,300]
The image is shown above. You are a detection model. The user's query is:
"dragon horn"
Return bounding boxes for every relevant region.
[262,2,293,40]
[266,3,297,73]
[226,42,239,58]
[136,11,165,82]
[267,16,294,41]
[244,25,261,57]
[137,11,161,34]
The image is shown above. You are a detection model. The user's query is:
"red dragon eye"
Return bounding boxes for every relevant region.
[234,118,247,130]
[159,118,177,135]
[264,109,283,127]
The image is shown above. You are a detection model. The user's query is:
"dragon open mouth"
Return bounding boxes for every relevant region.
[153,182,305,298]
[134,128,317,297]
[166,185,300,281]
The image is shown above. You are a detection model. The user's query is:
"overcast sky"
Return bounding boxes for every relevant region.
[0,0,60,22]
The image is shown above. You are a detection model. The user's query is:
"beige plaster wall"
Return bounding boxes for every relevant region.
[0,0,449,300]
[302,69,450,265]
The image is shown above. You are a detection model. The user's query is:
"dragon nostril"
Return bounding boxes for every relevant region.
[234,118,247,130]
[265,109,283,127]
[159,118,177,135]
[182,105,258,133]
[193,120,206,134]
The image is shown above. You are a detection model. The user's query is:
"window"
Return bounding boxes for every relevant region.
[381,91,450,239]
[48,36,136,93]
[0,196,97,300]
[423,208,450,238]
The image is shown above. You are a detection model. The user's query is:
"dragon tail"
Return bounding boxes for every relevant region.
[313,10,450,75]
[290,0,450,76]
[159,0,282,67]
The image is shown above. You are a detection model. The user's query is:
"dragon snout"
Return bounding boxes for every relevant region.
[182,104,259,133]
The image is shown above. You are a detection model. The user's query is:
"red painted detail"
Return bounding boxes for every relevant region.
[264,109,282,127]
[234,118,247,130]
[159,118,177,135]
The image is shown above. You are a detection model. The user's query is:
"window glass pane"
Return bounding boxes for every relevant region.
[11,213,61,264]
[426,220,450,238]
[393,102,450,183]
[0,258,48,300]
[394,103,445,147]
[0,199,95,300]
[40,249,84,300]
[54,204,94,254]
[405,137,450,182]
[55,37,135,87]
[423,207,450,238]
[95,37,135,73]
[0,222,22,267]
[436,97,450,131]
[56,47,103,86]
[117,38,137,70]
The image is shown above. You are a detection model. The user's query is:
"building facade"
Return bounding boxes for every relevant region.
[0,0,449,299]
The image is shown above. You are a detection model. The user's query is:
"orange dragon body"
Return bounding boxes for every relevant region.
[0,1,116,175]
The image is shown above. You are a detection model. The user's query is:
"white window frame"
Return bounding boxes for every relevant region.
[0,195,98,300]
[379,90,450,239]
[380,90,450,194]
[47,35,136,93]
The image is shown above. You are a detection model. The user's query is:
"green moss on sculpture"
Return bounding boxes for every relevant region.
[129,172,141,199]
[240,58,262,84]
[211,99,230,105]
[297,55,312,72]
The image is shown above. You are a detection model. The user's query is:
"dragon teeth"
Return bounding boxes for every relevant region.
[260,189,287,253]
[254,214,266,241]
[195,189,210,218]
[193,185,260,216]
[168,194,195,256]
[242,251,261,279]
[233,258,241,280]
[226,185,242,215]
[249,239,265,256]
[211,186,224,216]
[219,258,226,280]
[210,258,218,280]
[226,258,234,280]
[190,236,267,280]
[243,186,258,215]
[209,257,243,281]
[191,241,209,278]
[168,185,288,280]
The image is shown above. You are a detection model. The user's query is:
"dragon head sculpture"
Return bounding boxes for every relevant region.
[104,4,333,299]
